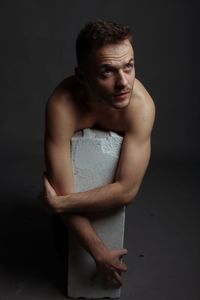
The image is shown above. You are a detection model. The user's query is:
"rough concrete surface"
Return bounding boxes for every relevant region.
[68,129,125,298]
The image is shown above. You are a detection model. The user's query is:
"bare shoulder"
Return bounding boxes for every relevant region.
[125,78,156,137]
[46,86,78,120]
[45,77,80,140]
[46,76,81,116]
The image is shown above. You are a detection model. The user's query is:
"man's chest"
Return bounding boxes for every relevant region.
[75,111,126,137]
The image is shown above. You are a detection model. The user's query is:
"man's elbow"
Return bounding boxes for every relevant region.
[122,185,140,206]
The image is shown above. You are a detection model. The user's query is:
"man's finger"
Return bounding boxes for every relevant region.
[44,175,51,188]
[116,261,127,272]
[43,175,56,196]
[112,270,122,286]
[116,248,128,257]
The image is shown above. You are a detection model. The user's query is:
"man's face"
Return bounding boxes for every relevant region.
[83,39,135,110]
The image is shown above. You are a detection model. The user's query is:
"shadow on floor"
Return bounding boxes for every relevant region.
[0,194,68,297]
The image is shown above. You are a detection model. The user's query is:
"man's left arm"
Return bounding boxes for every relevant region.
[44,96,156,214]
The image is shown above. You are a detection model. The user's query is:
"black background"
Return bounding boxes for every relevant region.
[0,0,199,160]
[0,1,199,299]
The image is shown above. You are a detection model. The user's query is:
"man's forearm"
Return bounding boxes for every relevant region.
[60,213,108,261]
[57,182,135,214]
[56,182,128,261]
[45,173,109,262]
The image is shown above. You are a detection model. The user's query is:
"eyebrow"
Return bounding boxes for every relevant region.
[99,58,134,69]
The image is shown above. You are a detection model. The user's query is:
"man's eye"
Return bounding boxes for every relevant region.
[125,63,133,70]
[101,70,113,76]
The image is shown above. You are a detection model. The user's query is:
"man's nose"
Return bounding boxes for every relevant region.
[115,70,128,89]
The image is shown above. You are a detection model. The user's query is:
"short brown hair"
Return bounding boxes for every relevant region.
[76,19,133,69]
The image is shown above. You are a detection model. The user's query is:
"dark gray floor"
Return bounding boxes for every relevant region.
[0,154,199,299]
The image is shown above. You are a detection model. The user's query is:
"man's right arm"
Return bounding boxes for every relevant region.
[44,92,127,285]
[44,92,107,261]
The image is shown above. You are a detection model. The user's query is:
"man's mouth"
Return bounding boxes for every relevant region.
[114,91,130,101]
[114,90,130,96]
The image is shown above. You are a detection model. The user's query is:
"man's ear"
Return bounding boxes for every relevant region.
[74,67,85,83]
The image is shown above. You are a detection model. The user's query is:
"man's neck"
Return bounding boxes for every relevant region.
[82,88,117,115]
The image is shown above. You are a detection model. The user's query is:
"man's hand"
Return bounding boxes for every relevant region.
[40,174,61,213]
[91,248,128,287]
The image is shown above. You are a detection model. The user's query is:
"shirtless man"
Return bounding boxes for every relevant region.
[42,20,155,286]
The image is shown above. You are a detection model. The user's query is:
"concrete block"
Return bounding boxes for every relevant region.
[68,128,126,298]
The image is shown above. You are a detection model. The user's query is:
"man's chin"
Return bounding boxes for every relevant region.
[111,98,131,109]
